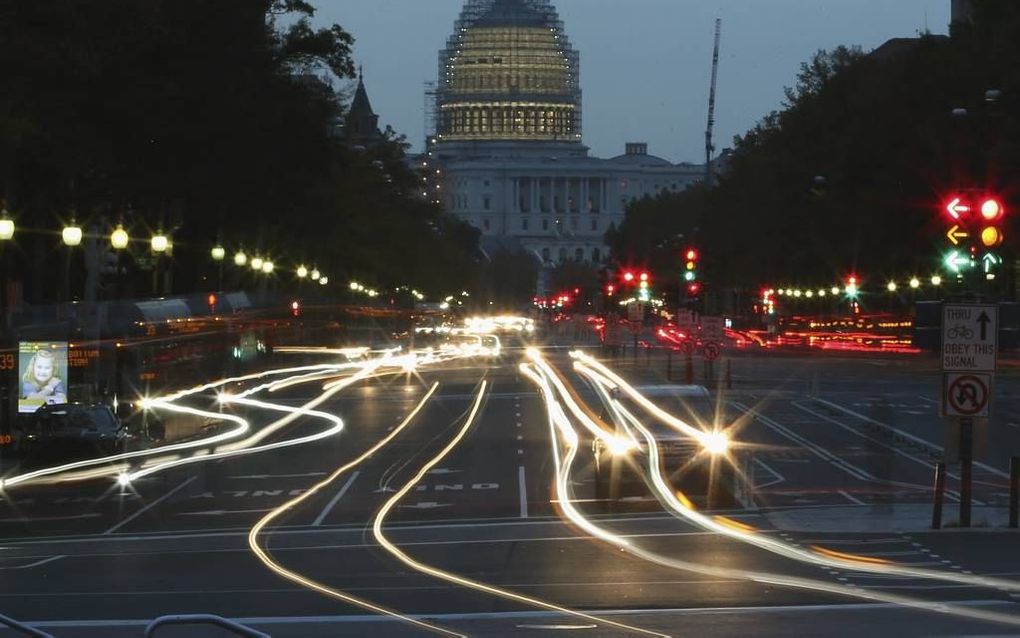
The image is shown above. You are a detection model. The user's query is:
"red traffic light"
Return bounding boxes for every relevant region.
[946,197,971,220]
[685,249,698,261]
[623,271,635,283]
[639,272,649,282]
[687,282,701,295]
[606,284,615,296]
[981,198,1004,221]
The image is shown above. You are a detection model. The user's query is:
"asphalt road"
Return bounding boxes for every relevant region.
[1,339,1019,637]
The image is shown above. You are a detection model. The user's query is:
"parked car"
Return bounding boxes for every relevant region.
[17,403,126,459]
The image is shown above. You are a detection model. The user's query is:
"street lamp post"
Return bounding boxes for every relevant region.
[110,223,129,300]
[0,207,11,458]
[0,209,13,323]
[211,244,226,291]
[151,230,169,296]
[61,219,83,302]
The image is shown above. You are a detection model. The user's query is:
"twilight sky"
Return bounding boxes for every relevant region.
[312,0,949,163]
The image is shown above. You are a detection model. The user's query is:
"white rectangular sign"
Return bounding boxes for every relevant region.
[628,302,644,322]
[676,309,697,331]
[701,316,725,343]
[942,304,997,372]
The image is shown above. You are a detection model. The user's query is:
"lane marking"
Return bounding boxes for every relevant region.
[812,397,1008,478]
[518,466,529,519]
[102,476,197,535]
[0,555,64,570]
[838,491,866,506]
[792,401,980,504]
[752,458,786,488]
[312,471,361,527]
[731,401,871,481]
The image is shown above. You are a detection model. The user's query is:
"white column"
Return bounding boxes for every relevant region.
[531,177,538,213]
[581,178,589,213]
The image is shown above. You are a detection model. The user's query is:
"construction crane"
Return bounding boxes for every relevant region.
[704,18,722,186]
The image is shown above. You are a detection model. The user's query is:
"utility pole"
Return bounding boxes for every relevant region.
[704,18,722,187]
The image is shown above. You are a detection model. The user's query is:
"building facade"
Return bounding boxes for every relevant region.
[423,0,713,275]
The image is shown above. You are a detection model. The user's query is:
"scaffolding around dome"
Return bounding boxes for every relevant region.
[436,0,582,143]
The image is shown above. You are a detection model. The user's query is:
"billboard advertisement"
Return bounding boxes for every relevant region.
[18,341,68,413]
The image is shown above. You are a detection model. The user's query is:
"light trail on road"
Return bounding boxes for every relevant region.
[1,350,453,490]
[372,377,670,638]
[247,383,462,637]
[570,357,1020,595]
[519,355,1020,629]
[0,361,367,490]
[518,353,1020,632]
[124,395,347,482]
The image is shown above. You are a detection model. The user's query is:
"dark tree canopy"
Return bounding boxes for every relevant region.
[0,0,479,302]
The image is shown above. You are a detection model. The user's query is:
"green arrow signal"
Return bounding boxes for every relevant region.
[982,252,1002,273]
[944,250,972,273]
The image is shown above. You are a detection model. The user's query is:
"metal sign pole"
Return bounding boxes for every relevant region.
[959,416,973,527]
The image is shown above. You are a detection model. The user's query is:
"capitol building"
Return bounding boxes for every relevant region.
[420,0,719,276]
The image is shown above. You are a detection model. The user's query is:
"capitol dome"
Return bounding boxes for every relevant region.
[436,0,581,143]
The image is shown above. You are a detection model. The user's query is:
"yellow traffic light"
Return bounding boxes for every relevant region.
[981,226,1004,247]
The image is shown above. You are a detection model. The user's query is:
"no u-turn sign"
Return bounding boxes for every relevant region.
[942,372,991,418]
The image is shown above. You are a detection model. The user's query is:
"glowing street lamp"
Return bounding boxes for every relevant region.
[319,276,329,286]
[234,250,248,267]
[210,245,226,261]
[296,265,308,279]
[349,281,359,291]
[0,206,12,241]
[310,268,321,281]
[250,256,264,271]
[909,277,920,289]
[931,275,942,286]
[887,281,897,292]
[62,222,83,247]
[261,260,274,274]
[110,225,129,250]
[151,232,169,253]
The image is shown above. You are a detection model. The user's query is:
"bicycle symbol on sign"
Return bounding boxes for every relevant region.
[947,324,974,340]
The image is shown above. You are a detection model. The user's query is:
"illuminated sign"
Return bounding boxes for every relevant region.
[18,341,69,413]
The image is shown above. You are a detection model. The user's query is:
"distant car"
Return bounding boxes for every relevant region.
[17,403,126,459]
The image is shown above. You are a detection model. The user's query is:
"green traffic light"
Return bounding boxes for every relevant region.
[684,271,695,282]
[943,249,972,274]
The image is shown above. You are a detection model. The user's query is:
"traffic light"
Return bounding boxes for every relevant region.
[682,248,700,287]
[979,197,1004,248]
[684,248,699,273]
[941,192,1005,274]
[844,275,859,298]
[687,282,701,296]
[622,271,635,284]
[606,284,615,296]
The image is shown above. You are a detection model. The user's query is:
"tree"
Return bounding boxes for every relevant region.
[0,0,480,302]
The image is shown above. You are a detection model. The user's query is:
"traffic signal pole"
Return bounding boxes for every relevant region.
[959,417,973,527]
